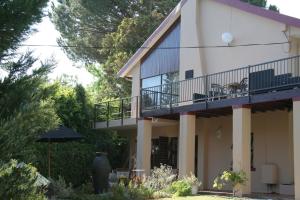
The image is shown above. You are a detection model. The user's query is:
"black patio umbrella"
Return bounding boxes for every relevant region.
[37,125,83,177]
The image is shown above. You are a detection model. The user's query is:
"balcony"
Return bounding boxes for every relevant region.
[95,55,300,128]
[141,55,300,116]
[94,97,139,129]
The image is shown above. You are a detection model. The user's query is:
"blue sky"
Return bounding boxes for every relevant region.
[2,0,300,86]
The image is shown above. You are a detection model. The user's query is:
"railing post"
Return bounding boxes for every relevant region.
[136,96,139,121]
[140,89,143,117]
[205,75,208,101]
[170,83,173,110]
[248,65,251,99]
[106,102,110,128]
[121,99,124,126]
[296,55,300,76]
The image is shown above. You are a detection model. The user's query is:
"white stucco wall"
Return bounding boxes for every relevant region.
[180,0,300,80]
[128,62,140,118]
[200,110,293,193]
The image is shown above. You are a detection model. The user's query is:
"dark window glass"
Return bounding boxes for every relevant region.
[141,72,179,109]
[151,137,178,169]
[142,75,162,109]
[185,70,194,79]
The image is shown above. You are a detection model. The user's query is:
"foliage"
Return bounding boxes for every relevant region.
[51,0,179,64]
[182,172,202,187]
[0,0,48,58]
[213,170,248,196]
[49,176,75,199]
[0,159,47,200]
[69,182,152,200]
[0,53,59,165]
[107,182,152,200]
[143,164,177,192]
[268,4,279,12]
[240,0,279,12]
[46,81,129,186]
[0,52,55,119]
[52,0,180,99]
[170,180,192,197]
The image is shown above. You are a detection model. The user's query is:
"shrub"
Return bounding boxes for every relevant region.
[49,176,75,198]
[182,172,202,187]
[0,159,47,200]
[110,182,152,200]
[170,180,192,197]
[213,170,248,196]
[143,164,176,192]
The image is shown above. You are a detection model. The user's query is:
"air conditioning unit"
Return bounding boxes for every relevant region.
[261,164,278,184]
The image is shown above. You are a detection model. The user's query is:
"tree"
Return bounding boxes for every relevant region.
[240,0,279,12]
[48,80,129,186]
[52,0,180,99]
[0,53,59,167]
[0,0,48,58]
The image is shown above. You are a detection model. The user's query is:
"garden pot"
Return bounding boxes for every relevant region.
[92,152,111,194]
[191,185,198,195]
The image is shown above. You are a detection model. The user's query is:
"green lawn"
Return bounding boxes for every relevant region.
[160,195,248,200]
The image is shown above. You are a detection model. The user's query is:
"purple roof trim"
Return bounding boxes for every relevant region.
[214,0,300,28]
[118,0,187,77]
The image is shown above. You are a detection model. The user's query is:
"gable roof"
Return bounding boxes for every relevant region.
[118,0,300,78]
[118,0,187,78]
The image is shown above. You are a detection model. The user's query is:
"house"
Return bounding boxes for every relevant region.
[94,0,300,197]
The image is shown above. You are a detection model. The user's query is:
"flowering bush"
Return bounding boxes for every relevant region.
[182,172,202,187]
[213,170,248,196]
[143,164,176,191]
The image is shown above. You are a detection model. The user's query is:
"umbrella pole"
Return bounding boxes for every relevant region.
[48,141,51,178]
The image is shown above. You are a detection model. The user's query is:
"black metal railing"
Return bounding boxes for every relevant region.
[94,96,139,124]
[141,55,300,110]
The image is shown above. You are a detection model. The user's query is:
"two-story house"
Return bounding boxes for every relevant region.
[94,0,300,197]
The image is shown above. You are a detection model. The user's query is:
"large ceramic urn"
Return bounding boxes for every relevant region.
[92,152,111,194]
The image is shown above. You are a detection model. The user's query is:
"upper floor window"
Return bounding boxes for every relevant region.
[142,72,179,89]
[140,20,180,79]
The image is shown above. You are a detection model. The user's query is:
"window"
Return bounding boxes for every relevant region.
[185,70,194,79]
[151,137,178,169]
[141,72,179,109]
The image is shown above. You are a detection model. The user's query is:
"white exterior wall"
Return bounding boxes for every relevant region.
[145,110,293,193]
[129,62,140,118]
[180,0,299,80]
[200,110,293,193]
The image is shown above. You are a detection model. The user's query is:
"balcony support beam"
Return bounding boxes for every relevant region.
[232,105,251,196]
[178,112,196,176]
[136,118,152,176]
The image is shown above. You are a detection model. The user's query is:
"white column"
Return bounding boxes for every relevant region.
[129,132,137,170]
[197,119,207,189]
[232,105,251,195]
[179,112,196,176]
[293,98,300,200]
[136,118,152,176]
